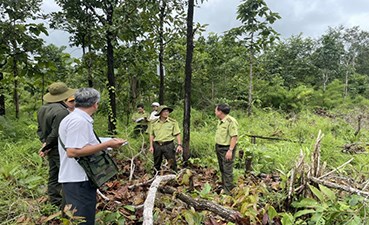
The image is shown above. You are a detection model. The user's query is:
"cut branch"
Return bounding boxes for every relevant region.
[160,186,247,224]
[318,158,354,179]
[143,175,176,225]
[310,177,369,198]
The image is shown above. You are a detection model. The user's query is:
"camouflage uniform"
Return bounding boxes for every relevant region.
[150,117,180,171]
[215,114,238,193]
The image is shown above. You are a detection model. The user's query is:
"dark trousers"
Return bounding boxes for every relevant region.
[215,144,236,193]
[47,148,63,207]
[153,142,177,171]
[63,181,97,225]
[134,124,148,136]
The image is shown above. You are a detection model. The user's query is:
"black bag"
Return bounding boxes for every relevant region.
[59,135,119,188]
[76,151,118,188]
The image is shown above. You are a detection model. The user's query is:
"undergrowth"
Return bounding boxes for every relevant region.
[1,106,369,224]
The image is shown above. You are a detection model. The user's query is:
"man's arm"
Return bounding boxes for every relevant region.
[225,136,238,160]
[66,138,125,158]
[175,134,183,153]
[149,135,155,153]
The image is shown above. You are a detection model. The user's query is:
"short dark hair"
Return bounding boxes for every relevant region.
[137,103,144,108]
[216,103,230,114]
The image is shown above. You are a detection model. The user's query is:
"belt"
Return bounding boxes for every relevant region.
[216,144,230,148]
[155,141,174,146]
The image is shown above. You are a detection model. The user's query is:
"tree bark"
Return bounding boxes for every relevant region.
[247,35,254,116]
[0,72,5,116]
[160,186,247,224]
[158,0,166,105]
[182,0,194,164]
[12,53,19,119]
[106,3,117,134]
[143,175,177,225]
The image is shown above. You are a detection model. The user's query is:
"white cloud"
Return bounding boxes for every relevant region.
[40,0,369,58]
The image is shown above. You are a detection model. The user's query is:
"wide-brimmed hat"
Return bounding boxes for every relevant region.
[43,82,76,103]
[155,105,173,116]
[151,102,160,107]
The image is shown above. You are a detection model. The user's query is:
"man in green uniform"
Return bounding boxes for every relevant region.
[215,103,238,194]
[131,103,150,136]
[149,105,183,172]
[37,82,76,207]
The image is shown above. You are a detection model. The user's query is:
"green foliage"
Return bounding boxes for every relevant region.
[289,185,368,224]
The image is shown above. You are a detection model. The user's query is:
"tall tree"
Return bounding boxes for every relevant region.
[51,0,98,87]
[227,0,280,115]
[182,0,194,164]
[313,28,344,92]
[0,0,47,118]
[341,26,369,98]
[153,0,186,105]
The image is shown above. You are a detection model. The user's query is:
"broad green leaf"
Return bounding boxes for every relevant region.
[267,205,278,219]
[319,184,336,201]
[281,213,294,225]
[294,209,316,219]
[308,184,324,202]
[183,210,195,225]
[124,205,135,212]
[292,198,319,208]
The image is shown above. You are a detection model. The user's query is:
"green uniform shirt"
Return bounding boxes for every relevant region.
[215,115,238,145]
[37,102,69,150]
[150,117,180,142]
[132,111,150,126]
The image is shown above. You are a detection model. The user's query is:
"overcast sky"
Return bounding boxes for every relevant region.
[41,0,369,57]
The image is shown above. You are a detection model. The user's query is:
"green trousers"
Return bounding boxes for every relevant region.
[153,142,177,172]
[215,144,236,193]
[47,148,63,207]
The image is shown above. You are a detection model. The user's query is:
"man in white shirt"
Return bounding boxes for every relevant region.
[58,88,125,224]
[149,102,160,121]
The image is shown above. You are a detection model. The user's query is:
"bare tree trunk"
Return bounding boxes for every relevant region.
[12,54,19,119]
[87,43,93,87]
[106,3,117,134]
[158,0,166,105]
[183,0,194,165]
[322,71,329,92]
[247,44,253,116]
[0,72,5,116]
[344,70,348,98]
[130,75,138,110]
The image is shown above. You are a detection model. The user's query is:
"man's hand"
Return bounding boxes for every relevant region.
[107,138,126,149]
[39,148,50,157]
[149,146,154,153]
[39,143,48,157]
[225,149,233,161]
[176,145,183,153]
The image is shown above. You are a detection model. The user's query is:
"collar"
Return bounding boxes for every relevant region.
[220,115,229,123]
[74,108,94,124]
[158,117,169,122]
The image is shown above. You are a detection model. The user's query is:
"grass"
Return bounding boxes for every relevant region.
[1,106,369,223]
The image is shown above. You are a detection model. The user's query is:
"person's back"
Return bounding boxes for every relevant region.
[37,102,69,150]
[36,82,76,207]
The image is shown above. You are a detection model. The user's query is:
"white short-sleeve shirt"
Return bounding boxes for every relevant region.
[58,108,99,183]
[149,111,159,121]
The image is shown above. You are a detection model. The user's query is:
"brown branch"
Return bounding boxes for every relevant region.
[309,177,369,198]
[159,186,248,224]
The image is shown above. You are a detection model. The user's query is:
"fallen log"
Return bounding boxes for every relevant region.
[309,177,369,198]
[159,186,248,224]
[143,175,176,225]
